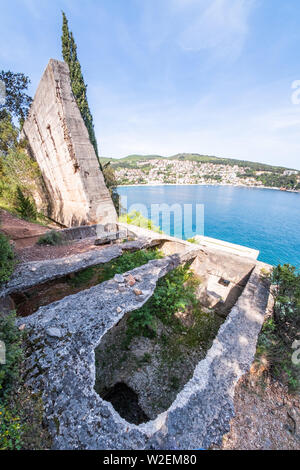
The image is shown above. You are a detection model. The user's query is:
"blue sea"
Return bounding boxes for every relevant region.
[117,185,300,267]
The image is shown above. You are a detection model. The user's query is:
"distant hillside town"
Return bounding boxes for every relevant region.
[100,154,300,191]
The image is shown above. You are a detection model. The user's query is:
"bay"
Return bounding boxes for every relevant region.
[117,185,300,267]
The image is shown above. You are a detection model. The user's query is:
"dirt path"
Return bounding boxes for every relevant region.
[0,209,106,262]
[0,209,50,248]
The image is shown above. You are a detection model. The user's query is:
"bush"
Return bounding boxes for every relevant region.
[0,310,24,449]
[0,311,23,400]
[0,311,52,449]
[187,238,198,244]
[125,263,200,344]
[15,186,37,221]
[0,232,14,284]
[0,403,24,450]
[37,230,63,246]
[100,249,163,280]
[256,264,300,392]
[69,249,163,288]
[102,163,120,213]
[119,211,162,233]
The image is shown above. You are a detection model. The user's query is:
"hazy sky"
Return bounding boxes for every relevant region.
[1,0,300,168]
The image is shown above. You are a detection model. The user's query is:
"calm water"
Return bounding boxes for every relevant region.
[118,185,300,267]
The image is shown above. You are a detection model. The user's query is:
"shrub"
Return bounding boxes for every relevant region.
[37,230,63,246]
[125,263,201,344]
[0,311,23,400]
[69,249,163,288]
[0,147,42,216]
[119,211,162,233]
[0,232,14,284]
[256,264,300,392]
[15,186,37,221]
[0,310,24,449]
[100,249,163,281]
[0,403,24,450]
[102,163,120,213]
[187,238,198,244]
[0,311,52,449]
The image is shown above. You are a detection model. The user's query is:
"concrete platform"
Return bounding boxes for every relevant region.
[194,235,259,260]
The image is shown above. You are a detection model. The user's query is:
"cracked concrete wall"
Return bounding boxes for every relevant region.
[22,59,117,227]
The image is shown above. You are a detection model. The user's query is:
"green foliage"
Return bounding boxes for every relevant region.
[0,404,24,450]
[102,162,120,213]
[0,232,14,284]
[0,70,40,217]
[256,264,300,392]
[125,264,200,344]
[187,238,198,244]
[0,70,32,125]
[61,12,99,160]
[0,311,23,400]
[123,262,223,356]
[151,265,199,323]
[0,311,51,449]
[37,230,63,246]
[101,249,163,279]
[119,211,162,233]
[68,266,95,288]
[257,172,299,190]
[15,186,37,221]
[69,249,163,288]
[0,148,41,216]
[0,112,18,153]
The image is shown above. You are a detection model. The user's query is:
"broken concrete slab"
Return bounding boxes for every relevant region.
[94,231,127,246]
[0,238,162,298]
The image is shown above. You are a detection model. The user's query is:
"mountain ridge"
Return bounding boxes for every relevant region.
[99,153,297,171]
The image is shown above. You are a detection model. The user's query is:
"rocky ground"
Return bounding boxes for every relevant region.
[219,365,300,450]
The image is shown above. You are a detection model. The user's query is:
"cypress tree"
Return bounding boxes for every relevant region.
[61,12,99,161]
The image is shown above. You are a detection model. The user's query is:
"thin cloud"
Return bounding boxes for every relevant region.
[176,0,256,59]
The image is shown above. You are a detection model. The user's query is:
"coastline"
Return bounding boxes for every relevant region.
[117,182,300,194]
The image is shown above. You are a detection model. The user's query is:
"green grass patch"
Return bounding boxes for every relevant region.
[68,248,163,289]
[124,263,223,353]
[37,230,63,246]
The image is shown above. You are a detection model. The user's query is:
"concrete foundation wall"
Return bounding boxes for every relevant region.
[22,59,117,227]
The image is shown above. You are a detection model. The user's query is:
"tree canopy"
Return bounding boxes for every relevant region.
[0,71,32,126]
[61,12,99,160]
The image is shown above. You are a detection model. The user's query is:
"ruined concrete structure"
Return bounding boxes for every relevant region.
[0,224,272,450]
[22,59,117,227]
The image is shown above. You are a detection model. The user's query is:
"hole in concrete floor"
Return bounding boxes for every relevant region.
[101,382,149,425]
[218,277,230,287]
[10,248,163,317]
[94,263,225,423]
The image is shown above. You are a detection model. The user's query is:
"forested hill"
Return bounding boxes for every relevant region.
[100,153,295,170]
